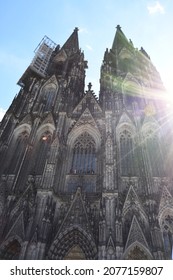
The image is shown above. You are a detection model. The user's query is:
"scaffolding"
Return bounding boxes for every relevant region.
[30,35,57,77]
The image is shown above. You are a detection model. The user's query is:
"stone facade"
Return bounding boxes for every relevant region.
[0,26,173,259]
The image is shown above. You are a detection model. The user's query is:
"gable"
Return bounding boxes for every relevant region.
[72,92,102,116]
[122,185,147,223]
[125,216,149,250]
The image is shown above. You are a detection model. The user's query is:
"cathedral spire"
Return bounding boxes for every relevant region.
[111,25,130,53]
[62,27,79,53]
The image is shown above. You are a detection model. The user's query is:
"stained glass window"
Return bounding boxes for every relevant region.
[71,132,96,174]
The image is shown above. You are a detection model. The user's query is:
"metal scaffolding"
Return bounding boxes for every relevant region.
[30,35,57,77]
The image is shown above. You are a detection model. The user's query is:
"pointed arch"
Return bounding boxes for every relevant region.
[13,123,31,140]
[122,186,148,226]
[48,226,97,260]
[64,245,86,260]
[67,124,101,176]
[47,136,59,164]
[116,124,137,176]
[141,123,164,177]
[68,123,101,151]
[122,76,142,110]
[0,236,22,260]
[123,241,153,260]
[7,124,31,174]
[37,123,55,141]
[159,208,173,259]
[33,130,53,175]
[40,77,58,112]
[70,131,96,174]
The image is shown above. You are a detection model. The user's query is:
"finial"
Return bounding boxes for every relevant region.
[74,27,79,32]
[88,82,92,91]
[116,25,121,30]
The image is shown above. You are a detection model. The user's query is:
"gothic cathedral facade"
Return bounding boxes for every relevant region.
[0,26,173,260]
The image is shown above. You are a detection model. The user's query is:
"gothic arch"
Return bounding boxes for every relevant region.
[0,236,22,260]
[40,78,58,94]
[48,226,97,260]
[36,123,55,141]
[67,124,101,151]
[6,125,31,174]
[141,122,160,137]
[33,130,53,175]
[122,78,142,109]
[116,125,137,176]
[66,124,101,175]
[141,123,164,177]
[123,241,153,260]
[159,207,173,224]
[123,205,148,229]
[40,78,58,112]
[13,123,31,140]
[70,132,96,174]
[116,122,136,137]
[158,208,173,258]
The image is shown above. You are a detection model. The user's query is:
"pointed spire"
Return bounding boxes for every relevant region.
[62,27,79,53]
[111,25,130,53]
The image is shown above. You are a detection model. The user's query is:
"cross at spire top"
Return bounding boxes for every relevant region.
[88,82,92,91]
[74,27,79,32]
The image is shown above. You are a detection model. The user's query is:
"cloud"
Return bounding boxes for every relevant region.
[0,108,6,121]
[147,1,165,14]
[86,44,93,51]
[79,27,89,34]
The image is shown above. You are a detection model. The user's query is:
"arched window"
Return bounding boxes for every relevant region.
[8,131,28,174]
[144,130,163,177]
[71,132,96,174]
[119,130,136,176]
[123,81,143,110]
[161,215,173,259]
[64,245,86,260]
[126,245,149,260]
[0,240,21,260]
[42,84,56,112]
[34,131,52,175]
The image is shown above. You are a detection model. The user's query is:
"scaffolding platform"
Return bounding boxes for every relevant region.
[18,36,57,86]
[30,35,57,76]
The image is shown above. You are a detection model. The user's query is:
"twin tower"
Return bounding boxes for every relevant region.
[0,26,173,259]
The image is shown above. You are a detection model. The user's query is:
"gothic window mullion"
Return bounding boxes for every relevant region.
[9,133,28,174]
[129,138,133,176]
[122,138,127,176]
[88,146,92,173]
[70,132,96,175]
[82,147,86,173]
[92,147,96,173]
[125,138,127,175]
[74,146,79,172]
[9,138,22,173]
[78,146,83,173]
[35,133,51,175]
[75,146,79,173]
[85,145,89,173]
[120,131,136,176]
[84,146,89,173]
[71,148,76,172]
[125,138,128,175]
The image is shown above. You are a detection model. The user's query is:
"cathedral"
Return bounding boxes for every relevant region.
[0,25,173,260]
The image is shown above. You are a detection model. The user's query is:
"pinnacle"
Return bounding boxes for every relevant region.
[62,27,79,52]
[111,24,130,52]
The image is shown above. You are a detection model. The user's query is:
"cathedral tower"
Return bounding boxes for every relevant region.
[0,26,173,260]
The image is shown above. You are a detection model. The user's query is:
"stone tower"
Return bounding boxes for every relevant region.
[0,26,173,260]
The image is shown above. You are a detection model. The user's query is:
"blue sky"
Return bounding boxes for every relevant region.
[0,0,173,120]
